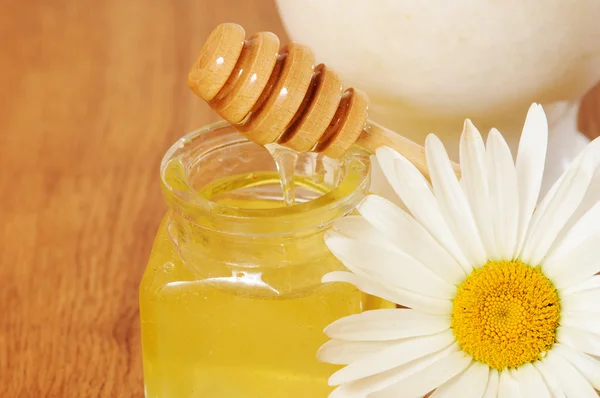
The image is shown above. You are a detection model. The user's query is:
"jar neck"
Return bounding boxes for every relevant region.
[167,210,336,268]
[160,121,371,267]
[166,209,357,297]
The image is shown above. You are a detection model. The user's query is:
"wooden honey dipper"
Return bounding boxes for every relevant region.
[188,23,459,178]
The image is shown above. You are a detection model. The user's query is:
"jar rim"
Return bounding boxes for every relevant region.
[160,121,371,235]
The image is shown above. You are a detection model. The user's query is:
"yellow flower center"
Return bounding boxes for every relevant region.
[451,260,560,370]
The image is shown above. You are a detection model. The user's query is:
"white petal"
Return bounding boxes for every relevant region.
[557,326,600,357]
[515,103,548,255]
[558,168,600,241]
[533,137,600,232]
[429,361,489,398]
[486,128,519,259]
[534,360,567,398]
[322,271,452,315]
[543,231,600,290]
[328,386,349,398]
[369,153,406,208]
[332,216,400,252]
[520,158,594,266]
[322,270,408,306]
[563,275,600,295]
[376,147,471,272]
[426,134,487,267]
[575,137,600,169]
[317,339,393,365]
[561,288,600,313]
[330,342,459,397]
[328,330,455,385]
[459,119,497,259]
[574,135,600,173]
[326,235,457,300]
[498,369,522,398]
[521,137,600,265]
[370,350,472,398]
[359,195,466,285]
[324,309,450,341]
[540,349,598,397]
[560,312,600,336]
[546,202,600,264]
[553,344,600,390]
[482,368,499,398]
[510,363,551,398]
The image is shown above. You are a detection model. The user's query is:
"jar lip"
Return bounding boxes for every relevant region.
[160,121,371,234]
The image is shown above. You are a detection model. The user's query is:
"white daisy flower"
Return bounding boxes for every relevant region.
[319,104,600,398]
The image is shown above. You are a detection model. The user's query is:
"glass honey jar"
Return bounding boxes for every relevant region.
[140,122,388,397]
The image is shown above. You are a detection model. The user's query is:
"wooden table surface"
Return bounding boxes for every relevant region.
[0,1,287,396]
[1,1,599,397]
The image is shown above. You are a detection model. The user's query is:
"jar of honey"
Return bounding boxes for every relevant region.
[140,122,389,397]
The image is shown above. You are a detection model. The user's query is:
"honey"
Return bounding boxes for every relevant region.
[140,215,365,397]
[140,122,390,397]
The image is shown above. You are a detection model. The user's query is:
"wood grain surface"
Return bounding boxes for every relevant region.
[0,1,286,397]
[1,1,599,397]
